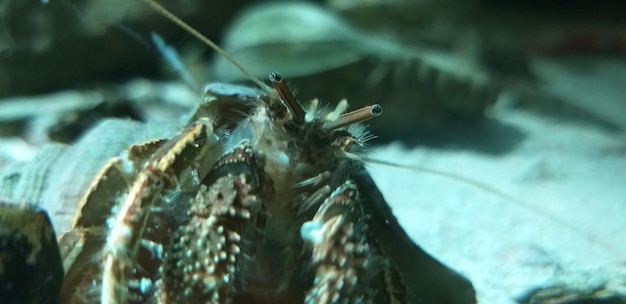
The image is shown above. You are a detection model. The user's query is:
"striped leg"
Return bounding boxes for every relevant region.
[300,180,373,304]
[101,121,221,303]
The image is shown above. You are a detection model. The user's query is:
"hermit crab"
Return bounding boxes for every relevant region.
[0,1,476,303]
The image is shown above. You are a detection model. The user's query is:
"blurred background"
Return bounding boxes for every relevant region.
[1,0,625,303]
[1,0,625,143]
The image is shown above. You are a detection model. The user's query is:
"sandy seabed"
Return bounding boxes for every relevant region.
[369,101,626,303]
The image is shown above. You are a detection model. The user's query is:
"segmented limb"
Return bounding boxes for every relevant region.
[58,227,108,303]
[101,121,220,304]
[159,141,264,303]
[300,180,373,304]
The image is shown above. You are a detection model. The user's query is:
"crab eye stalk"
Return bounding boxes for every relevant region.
[322,104,383,130]
[269,71,306,124]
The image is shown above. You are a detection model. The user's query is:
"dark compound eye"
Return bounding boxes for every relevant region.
[370,104,383,116]
[268,71,306,124]
[269,71,283,83]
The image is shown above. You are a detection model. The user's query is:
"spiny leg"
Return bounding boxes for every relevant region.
[300,180,374,304]
[101,121,221,303]
[61,140,167,302]
[160,141,264,303]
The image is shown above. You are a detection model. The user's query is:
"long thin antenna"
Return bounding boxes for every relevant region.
[341,151,620,256]
[151,32,199,91]
[141,0,272,92]
[343,151,519,203]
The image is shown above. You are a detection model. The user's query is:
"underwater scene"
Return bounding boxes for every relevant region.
[0,1,624,303]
